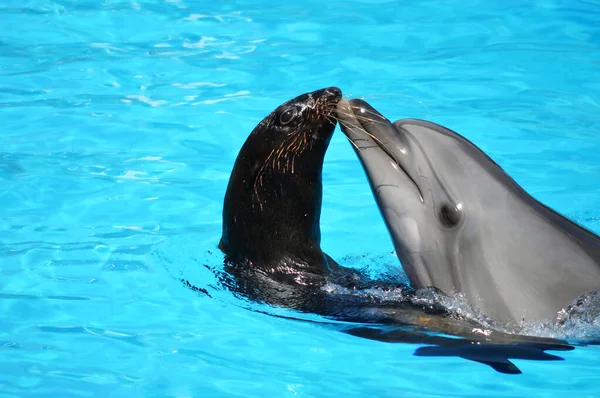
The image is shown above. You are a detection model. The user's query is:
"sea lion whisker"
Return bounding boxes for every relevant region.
[343,134,361,151]
[334,109,391,127]
[339,119,394,152]
[346,104,388,120]
[344,112,390,127]
[357,93,430,115]
[337,118,367,132]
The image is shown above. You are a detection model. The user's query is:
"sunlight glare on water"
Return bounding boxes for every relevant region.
[1,0,600,396]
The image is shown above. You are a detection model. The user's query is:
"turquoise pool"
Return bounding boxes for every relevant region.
[1,0,599,396]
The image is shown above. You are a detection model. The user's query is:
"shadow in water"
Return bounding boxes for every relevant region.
[340,325,574,375]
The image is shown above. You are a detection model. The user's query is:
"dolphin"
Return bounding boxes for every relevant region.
[335,98,600,326]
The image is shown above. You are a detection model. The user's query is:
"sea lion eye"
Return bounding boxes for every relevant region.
[280,107,298,125]
[440,203,462,227]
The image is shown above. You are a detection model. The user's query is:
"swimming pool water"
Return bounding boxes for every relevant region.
[1,0,599,396]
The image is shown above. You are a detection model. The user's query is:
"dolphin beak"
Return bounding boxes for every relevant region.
[336,99,424,201]
[336,99,388,144]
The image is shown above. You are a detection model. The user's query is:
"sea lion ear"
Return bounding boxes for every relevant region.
[242,160,262,190]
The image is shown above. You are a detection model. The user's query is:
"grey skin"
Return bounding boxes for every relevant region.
[336,98,600,326]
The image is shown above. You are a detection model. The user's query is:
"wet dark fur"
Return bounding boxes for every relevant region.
[218,87,348,308]
[220,88,340,269]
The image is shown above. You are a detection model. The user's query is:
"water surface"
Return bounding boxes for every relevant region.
[1,0,600,396]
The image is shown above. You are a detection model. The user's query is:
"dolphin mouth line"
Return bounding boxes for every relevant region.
[349,105,424,202]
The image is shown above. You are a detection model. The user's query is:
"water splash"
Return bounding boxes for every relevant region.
[172,247,600,342]
[519,291,600,342]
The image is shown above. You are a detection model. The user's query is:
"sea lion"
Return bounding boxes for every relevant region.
[218,87,354,310]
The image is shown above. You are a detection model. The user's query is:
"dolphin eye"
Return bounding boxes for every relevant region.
[280,107,298,125]
[440,203,462,227]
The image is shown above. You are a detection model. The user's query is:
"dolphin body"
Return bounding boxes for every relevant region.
[336,98,600,326]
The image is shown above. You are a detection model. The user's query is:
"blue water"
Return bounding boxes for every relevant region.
[1,0,600,396]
